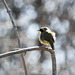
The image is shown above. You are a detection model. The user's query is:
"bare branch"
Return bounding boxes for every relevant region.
[2,0,20,47]
[51,51,57,75]
[2,0,27,75]
[0,46,57,75]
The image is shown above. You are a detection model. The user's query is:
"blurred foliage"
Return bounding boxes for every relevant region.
[0,0,75,75]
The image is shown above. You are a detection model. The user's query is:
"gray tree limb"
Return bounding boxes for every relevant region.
[0,46,57,75]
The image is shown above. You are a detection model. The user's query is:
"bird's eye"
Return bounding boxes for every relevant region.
[40,29,43,32]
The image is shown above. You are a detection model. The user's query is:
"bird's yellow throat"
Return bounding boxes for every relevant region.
[39,31,42,34]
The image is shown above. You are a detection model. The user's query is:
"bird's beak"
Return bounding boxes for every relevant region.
[37,30,40,31]
[38,30,41,34]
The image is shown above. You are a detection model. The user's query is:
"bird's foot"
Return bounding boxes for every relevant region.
[41,45,50,49]
[46,45,50,49]
[41,45,46,48]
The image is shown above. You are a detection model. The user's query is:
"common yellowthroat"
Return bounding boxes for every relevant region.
[38,27,56,50]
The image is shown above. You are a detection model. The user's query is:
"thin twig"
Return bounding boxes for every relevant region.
[0,46,57,75]
[2,0,27,75]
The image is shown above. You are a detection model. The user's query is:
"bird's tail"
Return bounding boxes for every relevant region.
[50,43,55,50]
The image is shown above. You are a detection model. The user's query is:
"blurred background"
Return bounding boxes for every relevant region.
[0,0,75,75]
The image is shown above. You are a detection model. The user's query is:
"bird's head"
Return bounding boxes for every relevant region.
[38,27,48,34]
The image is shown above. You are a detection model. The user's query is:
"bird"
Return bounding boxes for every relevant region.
[38,27,56,50]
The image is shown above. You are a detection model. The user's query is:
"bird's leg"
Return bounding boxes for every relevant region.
[46,45,53,50]
[41,45,45,48]
[46,45,50,49]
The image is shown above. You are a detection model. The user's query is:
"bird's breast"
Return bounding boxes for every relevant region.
[39,34,50,45]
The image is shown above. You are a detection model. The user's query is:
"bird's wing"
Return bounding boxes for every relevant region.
[43,32,55,50]
[43,32,55,43]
